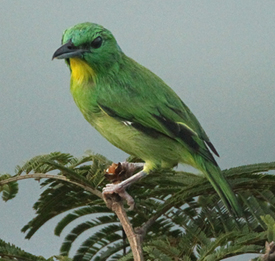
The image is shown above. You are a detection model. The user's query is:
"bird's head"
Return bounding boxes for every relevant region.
[53,22,123,78]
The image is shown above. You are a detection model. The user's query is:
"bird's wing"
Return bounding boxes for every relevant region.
[96,67,218,164]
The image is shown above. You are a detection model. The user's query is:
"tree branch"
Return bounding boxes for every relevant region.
[262,241,275,261]
[0,173,103,199]
[107,195,144,261]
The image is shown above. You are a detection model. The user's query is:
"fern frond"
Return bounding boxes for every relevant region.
[55,205,111,236]
[60,215,119,256]
[0,174,18,201]
[71,224,123,260]
[223,162,275,176]
[15,152,74,175]
[0,239,47,261]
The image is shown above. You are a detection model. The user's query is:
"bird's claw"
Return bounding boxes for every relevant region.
[103,183,135,210]
[103,162,145,210]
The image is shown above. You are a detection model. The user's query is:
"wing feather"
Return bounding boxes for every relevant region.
[96,55,219,164]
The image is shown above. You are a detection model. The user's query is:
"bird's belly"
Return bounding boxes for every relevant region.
[92,115,189,169]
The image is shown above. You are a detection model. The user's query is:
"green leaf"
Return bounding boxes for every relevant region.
[0,239,47,260]
[0,174,18,201]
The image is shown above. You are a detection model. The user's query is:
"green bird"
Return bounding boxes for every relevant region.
[53,22,241,216]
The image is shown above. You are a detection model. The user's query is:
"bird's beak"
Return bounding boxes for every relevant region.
[52,40,85,60]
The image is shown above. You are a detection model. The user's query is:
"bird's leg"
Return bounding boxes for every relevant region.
[103,162,147,210]
[119,162,145,174]
[103,170,147,209]
[105,162,145,182]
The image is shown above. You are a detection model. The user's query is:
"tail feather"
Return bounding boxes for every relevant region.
[198,158,242,217]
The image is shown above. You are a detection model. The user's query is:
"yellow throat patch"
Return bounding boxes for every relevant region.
[70,58,96,84]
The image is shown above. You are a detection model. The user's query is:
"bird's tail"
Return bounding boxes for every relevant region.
[197,158,242,217]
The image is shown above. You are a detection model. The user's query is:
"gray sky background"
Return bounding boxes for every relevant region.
[1,1,274,260]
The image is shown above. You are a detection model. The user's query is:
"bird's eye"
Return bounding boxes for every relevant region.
[91,36,102,49]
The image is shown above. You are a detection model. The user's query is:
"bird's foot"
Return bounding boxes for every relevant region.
[103,183,135,210]
[103,162,147,210]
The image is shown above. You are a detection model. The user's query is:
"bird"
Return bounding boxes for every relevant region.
[53,22,241,216]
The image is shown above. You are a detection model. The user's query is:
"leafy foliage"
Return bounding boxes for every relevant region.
[19,152,111,239]
[0,174,18,201]
[0,239,46,261]
[1,151,275,260]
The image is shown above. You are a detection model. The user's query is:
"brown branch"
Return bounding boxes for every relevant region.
[262,241,275,261]
[107,195,144,261]
[0,173,103,199]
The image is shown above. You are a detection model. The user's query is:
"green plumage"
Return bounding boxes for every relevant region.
[53,22,241,216]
